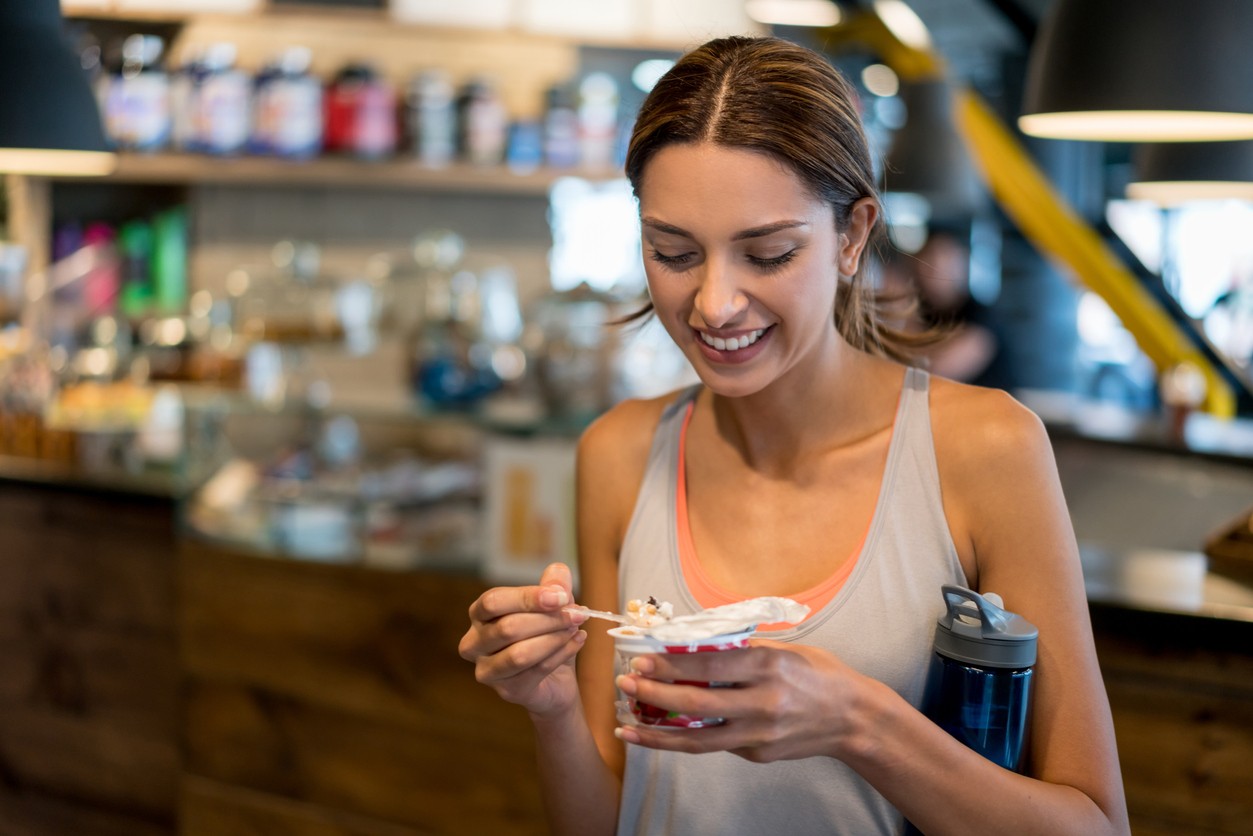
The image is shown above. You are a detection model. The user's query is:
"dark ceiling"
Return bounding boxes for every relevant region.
[891,0,1052,89]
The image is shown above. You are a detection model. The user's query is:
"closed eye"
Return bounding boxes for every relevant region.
[747,250,797,271]
[649,249,695,269]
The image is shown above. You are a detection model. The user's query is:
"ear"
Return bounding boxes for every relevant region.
[837,197,879,277]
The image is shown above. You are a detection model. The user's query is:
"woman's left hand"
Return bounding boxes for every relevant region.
[614,639,874,763]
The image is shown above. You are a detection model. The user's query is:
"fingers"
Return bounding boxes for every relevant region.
[477,630,587,707]
[539,561,574,596]
[615,721,744,755]
[491,629,587,693]
[629,645,770,685]
[617,674,743,723]
[460,610,572,661]
[472,620,586,684]
[466,562,578,626]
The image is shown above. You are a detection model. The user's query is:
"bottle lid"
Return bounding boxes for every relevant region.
[933,585,1038,669]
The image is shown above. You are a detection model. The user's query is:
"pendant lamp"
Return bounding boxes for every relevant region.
[1127,141,1253,205]
[1019,0,1253,142]
[882,78,984,224]
[0,0,115,176]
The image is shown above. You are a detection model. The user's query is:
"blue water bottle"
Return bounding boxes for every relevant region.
[922,585,1038,773]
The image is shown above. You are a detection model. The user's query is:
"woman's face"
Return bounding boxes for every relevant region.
[637,142,872,398]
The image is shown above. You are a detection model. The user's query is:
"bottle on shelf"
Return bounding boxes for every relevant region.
[251,47,324,160]
[542,83,580,170]
[100,34,173,152]
[404,69,457,168]
[324,63,398,160]
[456,76,508,167]
[196,43,252,157]
[577,71,620,171]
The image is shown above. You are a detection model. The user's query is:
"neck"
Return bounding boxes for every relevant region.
[703,345,902,475]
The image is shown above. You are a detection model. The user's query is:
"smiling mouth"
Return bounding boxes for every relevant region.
[698,327,767,351]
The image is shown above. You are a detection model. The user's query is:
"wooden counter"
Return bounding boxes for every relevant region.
[177,539,545,836]
[0,477,179,835]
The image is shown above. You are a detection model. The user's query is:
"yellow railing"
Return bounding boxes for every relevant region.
[824,11,1236,416]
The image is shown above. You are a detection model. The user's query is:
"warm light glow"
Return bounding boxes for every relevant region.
[745,0,840,28]
[0,148,116,177]
[1126,180,1253,206]
[1019,111,1253,142]
[873,0,932,49]
[861,63,899,97]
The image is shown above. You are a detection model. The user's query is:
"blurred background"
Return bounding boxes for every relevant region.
[0,1,1250,834]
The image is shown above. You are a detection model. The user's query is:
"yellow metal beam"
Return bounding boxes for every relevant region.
[953,91,1234,416]
[831,10,1235,416]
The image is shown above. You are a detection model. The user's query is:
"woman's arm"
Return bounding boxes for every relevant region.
[532,396,667,834]
[615,386,1130,835]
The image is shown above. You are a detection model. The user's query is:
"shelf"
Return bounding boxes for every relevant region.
[61,3,702,52]
[54,152,621,195]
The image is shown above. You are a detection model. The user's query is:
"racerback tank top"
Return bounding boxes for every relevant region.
[616,367,967,835]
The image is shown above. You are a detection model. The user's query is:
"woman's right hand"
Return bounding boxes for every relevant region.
[459,561,589,719]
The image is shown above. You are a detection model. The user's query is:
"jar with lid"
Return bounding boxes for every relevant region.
[404,69,456,168]
[251,47,323,159]
[195,43,251,156]
[169,49,204,152]
[542,83,579,169]
[456,76,507,167]
[577,72,619,171]
[324,63,398,160]
[103,34,171,152]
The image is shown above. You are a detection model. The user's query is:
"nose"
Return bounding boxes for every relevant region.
[693,257,748,328]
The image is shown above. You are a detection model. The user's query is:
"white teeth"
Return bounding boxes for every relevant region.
[700,328,765,351]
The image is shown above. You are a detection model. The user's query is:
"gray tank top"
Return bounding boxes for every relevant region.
[616,367,967,836]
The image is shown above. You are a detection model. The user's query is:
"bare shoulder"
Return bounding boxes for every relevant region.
[576,388,694,543]
[928,377,1054,484]
[577,389,685,473]
[928,377,1073,585]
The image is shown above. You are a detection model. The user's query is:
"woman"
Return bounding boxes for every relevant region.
[460,36,1129,836]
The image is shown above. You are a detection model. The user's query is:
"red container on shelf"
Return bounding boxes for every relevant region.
[323,63,398,160]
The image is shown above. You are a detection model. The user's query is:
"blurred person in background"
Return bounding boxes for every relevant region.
[909,229,1014,391]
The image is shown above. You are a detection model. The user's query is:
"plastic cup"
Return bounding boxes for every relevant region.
[609,625,755,729]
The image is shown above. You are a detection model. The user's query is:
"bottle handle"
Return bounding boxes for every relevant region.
[941,584,1009,636]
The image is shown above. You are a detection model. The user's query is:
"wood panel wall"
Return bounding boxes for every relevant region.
[0,480,179,835]
[178,539,546,835]
[1092,606,1253,835]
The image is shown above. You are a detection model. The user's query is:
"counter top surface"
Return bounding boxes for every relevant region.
[0,454,199,499]
[1081,544,1253,625]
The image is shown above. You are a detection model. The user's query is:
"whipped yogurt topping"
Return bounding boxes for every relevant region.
[640,596,810,642]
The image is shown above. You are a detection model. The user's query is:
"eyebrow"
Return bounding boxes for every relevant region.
[640,217,809,241]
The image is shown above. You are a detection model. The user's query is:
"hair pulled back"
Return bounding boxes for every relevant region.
[626,36,925,362]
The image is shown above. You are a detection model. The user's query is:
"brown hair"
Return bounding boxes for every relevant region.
[624,36,934,362]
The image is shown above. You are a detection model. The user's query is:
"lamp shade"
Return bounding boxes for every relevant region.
[0,0,115,176]
[1019,0,1253,142]
[1127,140,1253,205]
[883,79,984,223]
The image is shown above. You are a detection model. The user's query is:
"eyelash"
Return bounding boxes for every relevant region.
[648,250,798,272]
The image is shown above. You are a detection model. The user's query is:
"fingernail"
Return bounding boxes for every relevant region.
[615,674,637,695]
[614,726,640,744]
[540,587,569,608]
[629,656,654,674]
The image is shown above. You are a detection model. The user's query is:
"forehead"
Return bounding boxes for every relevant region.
[637,143,830,231]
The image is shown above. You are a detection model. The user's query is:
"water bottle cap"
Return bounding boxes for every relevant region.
[933,585,1038,669]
